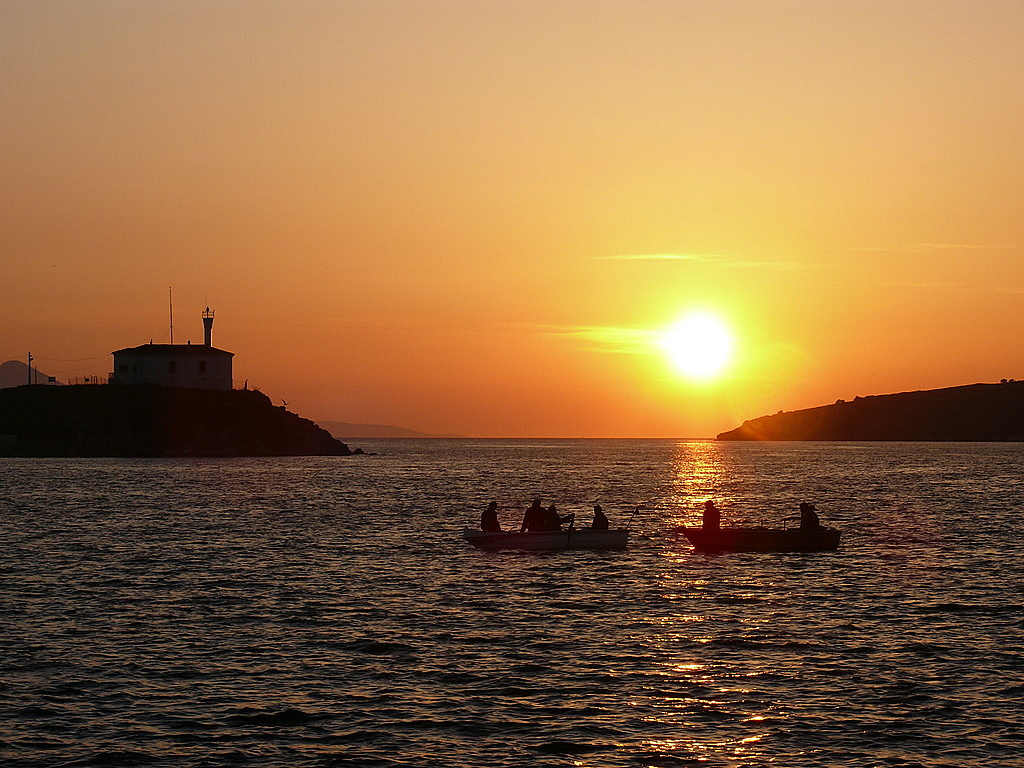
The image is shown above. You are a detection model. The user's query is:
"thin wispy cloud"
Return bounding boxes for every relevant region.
[598,253,813,270]
[505,322,658,354]
[545,325,660,355]
[879,281,1024,295]
[598,253,735,261]
[842,243,1014,253]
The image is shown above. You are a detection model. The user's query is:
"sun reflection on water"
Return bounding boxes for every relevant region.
[633,639,784,764]
[640,447,794,766]
[665,440,739,527]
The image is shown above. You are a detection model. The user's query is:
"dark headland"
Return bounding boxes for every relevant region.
[717,381,1024,441]
[0,385,352,457]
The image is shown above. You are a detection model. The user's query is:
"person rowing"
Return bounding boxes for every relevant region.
[542,504,575,532]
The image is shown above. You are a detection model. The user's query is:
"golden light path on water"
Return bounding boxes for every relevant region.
[631,441,808,763]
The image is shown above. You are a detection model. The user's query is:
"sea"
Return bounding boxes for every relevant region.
[2,439,1022,768]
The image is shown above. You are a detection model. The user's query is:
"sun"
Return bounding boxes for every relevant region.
[660,312,734,379]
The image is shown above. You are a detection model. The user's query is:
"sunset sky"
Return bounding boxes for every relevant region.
[4,1,1024,437]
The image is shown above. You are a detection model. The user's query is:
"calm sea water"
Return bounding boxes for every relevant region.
[2,440,1022,768]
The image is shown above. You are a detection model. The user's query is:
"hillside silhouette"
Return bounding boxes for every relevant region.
[717,381,1024,441]
[0,385,351,457]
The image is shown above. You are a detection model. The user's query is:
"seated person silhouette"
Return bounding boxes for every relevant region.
[480,501,501,532]
[702,500,721,531]
[799,502,821,530]
[521,499,546,533]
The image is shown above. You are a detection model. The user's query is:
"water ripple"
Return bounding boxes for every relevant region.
[3,442,1023,767]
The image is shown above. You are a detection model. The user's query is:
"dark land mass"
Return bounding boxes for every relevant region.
[318,420,460,438]
[717,381,1024,441]
[0,385,352,457]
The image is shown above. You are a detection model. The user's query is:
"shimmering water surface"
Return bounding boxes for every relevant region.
[2,440,1023,767]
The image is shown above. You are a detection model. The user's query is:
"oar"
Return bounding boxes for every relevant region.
[563,509,577,545]
[624,504,642,531]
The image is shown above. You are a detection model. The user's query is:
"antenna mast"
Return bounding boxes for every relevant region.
[169,286,174,345]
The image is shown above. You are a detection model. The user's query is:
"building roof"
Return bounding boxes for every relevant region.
[113,344,234,357]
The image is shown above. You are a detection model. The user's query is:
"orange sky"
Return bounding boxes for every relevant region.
[3,1,1024,437]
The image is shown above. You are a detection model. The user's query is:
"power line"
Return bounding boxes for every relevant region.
[30,354,110,363]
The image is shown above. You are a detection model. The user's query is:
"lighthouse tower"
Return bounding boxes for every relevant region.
[202,307,215,347]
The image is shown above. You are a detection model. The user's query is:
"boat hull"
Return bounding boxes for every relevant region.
[680,526,841,553]
[462,528,629,551]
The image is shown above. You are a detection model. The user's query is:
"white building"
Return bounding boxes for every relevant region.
[110,308,234,390]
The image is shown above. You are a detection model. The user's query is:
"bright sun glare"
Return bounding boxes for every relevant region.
[661,312,734,379]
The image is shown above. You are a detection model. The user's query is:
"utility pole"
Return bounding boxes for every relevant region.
[27,352,32,385]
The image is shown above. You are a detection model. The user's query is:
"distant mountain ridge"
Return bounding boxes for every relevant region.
[717,381,1024,441]
[318,420,460,438]
[0,360,61,388]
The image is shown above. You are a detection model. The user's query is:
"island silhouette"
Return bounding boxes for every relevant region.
[717,381,1024,441]
[0,384,352,457]
[0,307,363,457]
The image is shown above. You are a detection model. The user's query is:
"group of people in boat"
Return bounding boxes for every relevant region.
[701,499,822,530]
[479,500,610,533]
